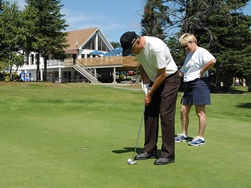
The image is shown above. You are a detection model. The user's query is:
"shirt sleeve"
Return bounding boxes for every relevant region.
[201,49,216,64]
[180,64,185,73]
[153,50,168,69]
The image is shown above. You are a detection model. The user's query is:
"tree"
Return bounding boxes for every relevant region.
[169,0,251,92]
[0,1,25,80]
[25,0,69,81]
[22,3,38,63]
[194,0,251,92]
[141,0,175,40]
[0,0,4,12]
[110,42,120,48]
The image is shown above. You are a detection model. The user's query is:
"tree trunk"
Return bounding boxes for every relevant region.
[215,62,221,93]
[9,65,13,81]
[13,65,19,81]
[43,56,48,82]
[247,74,251,92]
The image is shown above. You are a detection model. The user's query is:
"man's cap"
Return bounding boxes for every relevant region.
[120,31,137,56]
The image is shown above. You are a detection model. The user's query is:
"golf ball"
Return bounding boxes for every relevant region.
[127,159,137,165]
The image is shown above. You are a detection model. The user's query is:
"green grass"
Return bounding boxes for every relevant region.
[0,82,250,188]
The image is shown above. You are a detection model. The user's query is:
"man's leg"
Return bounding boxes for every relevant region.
[143,94,160,153]
[159,73,180,159]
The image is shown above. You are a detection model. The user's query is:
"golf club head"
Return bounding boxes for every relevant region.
[127,158,137,165]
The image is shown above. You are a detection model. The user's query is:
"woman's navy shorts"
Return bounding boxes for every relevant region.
[182,77,211,105]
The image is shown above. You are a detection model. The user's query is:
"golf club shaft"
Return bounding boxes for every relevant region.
[133,106,145,159]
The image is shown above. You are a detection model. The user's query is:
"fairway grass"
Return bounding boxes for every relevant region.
[0,82,250,188]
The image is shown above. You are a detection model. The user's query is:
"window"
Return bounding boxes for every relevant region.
[85,37,95,50]
[85,34,109,51]
[98,36,108,51]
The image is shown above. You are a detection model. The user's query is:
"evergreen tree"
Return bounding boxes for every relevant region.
[141,0,174,40]
[0,1,25,80]
[178,0,251,92]
[110,42,121,48]
[25,0,69,81]
[0,0,4,12]
[22,3,38,64]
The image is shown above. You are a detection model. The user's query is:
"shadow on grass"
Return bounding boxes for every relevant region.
[112,136,195,155]
[228,86,249,94]
[112,136,193,156]
[112,147,143,154]
[174,135,193,142]
[187,136,193,142]
[235,102,251,109]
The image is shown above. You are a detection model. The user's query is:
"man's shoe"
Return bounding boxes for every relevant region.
[154,158,175,165]
[134,152,157,160]
[188,137,205,146]
[175,134,188,142]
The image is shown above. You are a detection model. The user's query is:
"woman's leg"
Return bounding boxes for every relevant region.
[195,105,206,138]
[180,104,192,135]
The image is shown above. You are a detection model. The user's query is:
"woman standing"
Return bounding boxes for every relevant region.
[175,33,216,146]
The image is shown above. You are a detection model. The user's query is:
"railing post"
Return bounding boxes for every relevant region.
[59,67,62,83]
[113,67,116,83]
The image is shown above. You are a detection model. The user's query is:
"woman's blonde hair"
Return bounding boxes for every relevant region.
[179,33,197,45]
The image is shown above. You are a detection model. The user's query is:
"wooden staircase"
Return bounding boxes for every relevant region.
[73,59,100,83]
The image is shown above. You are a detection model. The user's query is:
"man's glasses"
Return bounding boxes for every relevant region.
[131,38,137,47]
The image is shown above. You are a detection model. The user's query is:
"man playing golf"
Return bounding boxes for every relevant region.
[120,31,180,165]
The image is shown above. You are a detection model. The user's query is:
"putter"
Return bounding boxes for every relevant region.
[127,106,145,165]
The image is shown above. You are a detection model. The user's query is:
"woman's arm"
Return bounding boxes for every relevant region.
[200,59,216,77]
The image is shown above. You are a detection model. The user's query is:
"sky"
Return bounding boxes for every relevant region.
[15,0,251,43]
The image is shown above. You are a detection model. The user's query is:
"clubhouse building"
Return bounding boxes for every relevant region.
[18,27,139,83]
